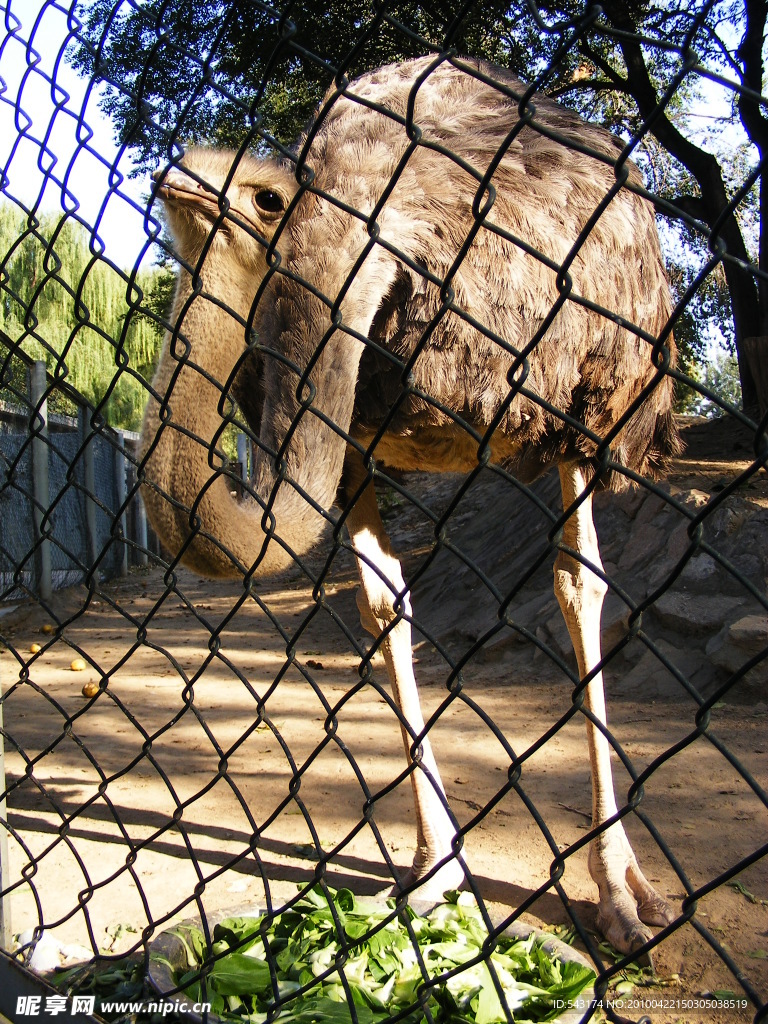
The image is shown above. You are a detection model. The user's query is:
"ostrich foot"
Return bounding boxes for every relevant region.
[384,852,465,904]
[590,839,675,961]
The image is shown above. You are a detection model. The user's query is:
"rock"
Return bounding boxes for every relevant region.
[613,638,715,699]
[730,615,768,649]
[474,592,556,658]
[662,521,693,567]
[511,592,557,632]
[728,553,763,580]
[614,646,673,697]
[706,614,768,689]
[679,489,711,511]
[647,522,723,590]
[720,512,768,587]
[618,522,666,572]
[649,591,745,634]
[542,610,573,660]
[710,502,751,536]
[679,553,718,583]
[635,491,674,527]
[532,622,576,670]
[596,484,646,519]
[602,592,633,650]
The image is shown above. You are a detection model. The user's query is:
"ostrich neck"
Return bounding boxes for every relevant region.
[155,266,254,440]
[141,255,366,579]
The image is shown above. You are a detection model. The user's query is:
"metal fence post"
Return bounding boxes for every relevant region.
[30,361,52,602]
[114,430,128,576]
[124,450,149,567]
[78,407,98,570]
[0,669,11,951]
[237,431,250,481]
[135,494,149,567]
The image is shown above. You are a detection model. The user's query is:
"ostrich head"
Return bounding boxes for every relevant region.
[153,147,294,275]
[154,148,298,436]
[140,147,302,576]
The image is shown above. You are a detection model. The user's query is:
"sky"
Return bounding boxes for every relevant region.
[0,0,156,271]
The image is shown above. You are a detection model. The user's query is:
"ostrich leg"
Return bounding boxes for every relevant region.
[555,463,674,953]
[343,452,463,897]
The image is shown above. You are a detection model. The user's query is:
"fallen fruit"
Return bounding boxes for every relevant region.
[82,681,99,698]
[29,643,42,654]
[41,624,55,634]
[70,658,87,672]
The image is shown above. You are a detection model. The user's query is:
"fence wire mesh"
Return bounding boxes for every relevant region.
[0,340,139,600]
[0,1,767,1024]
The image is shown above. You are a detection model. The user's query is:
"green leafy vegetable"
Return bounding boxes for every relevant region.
[174,887,594,1023]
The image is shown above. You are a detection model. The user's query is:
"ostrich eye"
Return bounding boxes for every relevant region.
[253,189,285,216]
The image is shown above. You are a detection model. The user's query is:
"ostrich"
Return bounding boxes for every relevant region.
[142,55,679,956]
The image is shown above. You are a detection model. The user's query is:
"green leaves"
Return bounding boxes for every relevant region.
[173,885,595,1023]
[208,953,273,997]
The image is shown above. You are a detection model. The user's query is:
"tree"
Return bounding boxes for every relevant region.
[0,204,168,429]
[72,1,515,158]
[541,0,767,418]
[73,0,767,416]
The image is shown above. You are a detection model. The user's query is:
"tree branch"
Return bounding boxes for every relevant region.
[548,77,628,100]
[661,193,709,224]
[701,22,743,79]
[579,39,629,90]
[736,0,768,328]
[598,0,761,412]
[737,0,768,153]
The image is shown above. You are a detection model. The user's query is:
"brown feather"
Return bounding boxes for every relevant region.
[270,56,681,488]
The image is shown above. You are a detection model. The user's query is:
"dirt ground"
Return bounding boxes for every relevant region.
[1,416,766,1024]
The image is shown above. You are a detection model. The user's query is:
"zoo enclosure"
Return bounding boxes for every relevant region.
[0,334,152,603]
[0,2,767,1024]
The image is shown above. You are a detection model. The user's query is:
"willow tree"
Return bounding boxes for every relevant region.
[0,204,167,429]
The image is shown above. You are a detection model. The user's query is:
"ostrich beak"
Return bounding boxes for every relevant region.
[153,166,223,217]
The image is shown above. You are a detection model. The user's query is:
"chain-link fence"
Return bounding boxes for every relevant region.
[1,1,767,1023]
[0,336,152,601]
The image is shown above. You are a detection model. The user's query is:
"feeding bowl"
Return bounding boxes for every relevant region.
[148,896,595,1024]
